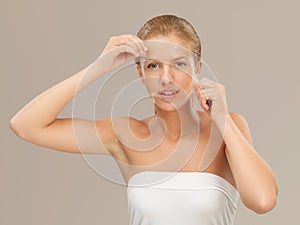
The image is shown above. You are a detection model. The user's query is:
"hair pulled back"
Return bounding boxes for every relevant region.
[137,15,201,58]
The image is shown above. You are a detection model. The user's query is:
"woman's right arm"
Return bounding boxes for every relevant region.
[9,34,147,155]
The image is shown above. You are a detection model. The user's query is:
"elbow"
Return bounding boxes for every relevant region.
[242,186,279,214]
[252,195,278,214]
[254,181,279,214]
[9,117,19,134]
[9,117,28,139]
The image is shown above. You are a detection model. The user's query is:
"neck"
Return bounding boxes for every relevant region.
[154,99,199,141]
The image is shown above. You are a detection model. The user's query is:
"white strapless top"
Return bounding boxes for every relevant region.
[127,171,239,225]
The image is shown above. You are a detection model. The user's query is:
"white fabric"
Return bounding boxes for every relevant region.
[127,171,239,225]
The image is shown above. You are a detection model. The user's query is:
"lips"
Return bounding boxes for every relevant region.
[157,89,180,99]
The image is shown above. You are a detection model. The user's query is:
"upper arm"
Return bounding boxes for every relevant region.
[14,117,116,155]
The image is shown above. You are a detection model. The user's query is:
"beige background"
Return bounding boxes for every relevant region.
[1,0,300,224]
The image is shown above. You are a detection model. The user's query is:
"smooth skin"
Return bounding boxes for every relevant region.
[10,34,278,214]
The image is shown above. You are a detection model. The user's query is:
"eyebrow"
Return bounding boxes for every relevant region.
[171,56,189,61]
[143,56,190,62]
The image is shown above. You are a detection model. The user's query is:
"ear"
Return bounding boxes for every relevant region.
[136,64,144,83]
[196,60,202,76]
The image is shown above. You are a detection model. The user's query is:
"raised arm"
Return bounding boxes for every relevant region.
[9,64,109,154]
[10,34,147,155]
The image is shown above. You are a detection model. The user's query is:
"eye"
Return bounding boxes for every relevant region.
[174,62,186,68]
[147,63,160,69]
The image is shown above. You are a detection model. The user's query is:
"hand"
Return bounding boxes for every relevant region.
[95,34,148,72]
[193,78,229,128]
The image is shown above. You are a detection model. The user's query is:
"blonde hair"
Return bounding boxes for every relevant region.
[137,14,201,58]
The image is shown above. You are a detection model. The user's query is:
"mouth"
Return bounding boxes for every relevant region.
[157,89,180,99]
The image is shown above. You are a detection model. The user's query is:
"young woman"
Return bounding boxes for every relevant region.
[10,15,278,225]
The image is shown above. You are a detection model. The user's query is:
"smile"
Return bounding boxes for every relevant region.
[157,90,180,99]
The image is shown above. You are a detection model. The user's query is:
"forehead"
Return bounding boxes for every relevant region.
[144,40,193,62]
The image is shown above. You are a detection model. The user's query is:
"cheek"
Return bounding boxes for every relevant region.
[177,76,193,90]
[143,77,160,94]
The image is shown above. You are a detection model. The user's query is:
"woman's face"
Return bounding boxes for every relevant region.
[137,34,202,112]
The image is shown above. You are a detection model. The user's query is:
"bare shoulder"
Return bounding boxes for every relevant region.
[94,116,150,148]
[228,112,253,146]
[195,110,253,146]
[229,112,248,124]
[96,116,151,136]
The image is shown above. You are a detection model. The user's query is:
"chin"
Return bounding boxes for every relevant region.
[154,96,190,112]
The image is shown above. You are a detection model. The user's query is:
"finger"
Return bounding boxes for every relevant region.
[201,89,221,100]
[122,35,147,57]
[195,85,214,111]
[109,35,145,58]
[107,35,133,49]
[116,44,140,58]
[129,35,148,54]
[199,77,219,88]
[196,84,208,100]
[193,82,210,110]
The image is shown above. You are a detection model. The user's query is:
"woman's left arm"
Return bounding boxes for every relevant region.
[194,78,279,214]
[223,113,278,214]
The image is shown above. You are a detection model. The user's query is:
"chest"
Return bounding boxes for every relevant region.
[119,125,225,173]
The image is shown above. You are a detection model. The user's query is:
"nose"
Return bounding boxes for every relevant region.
[161,64,174,84]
